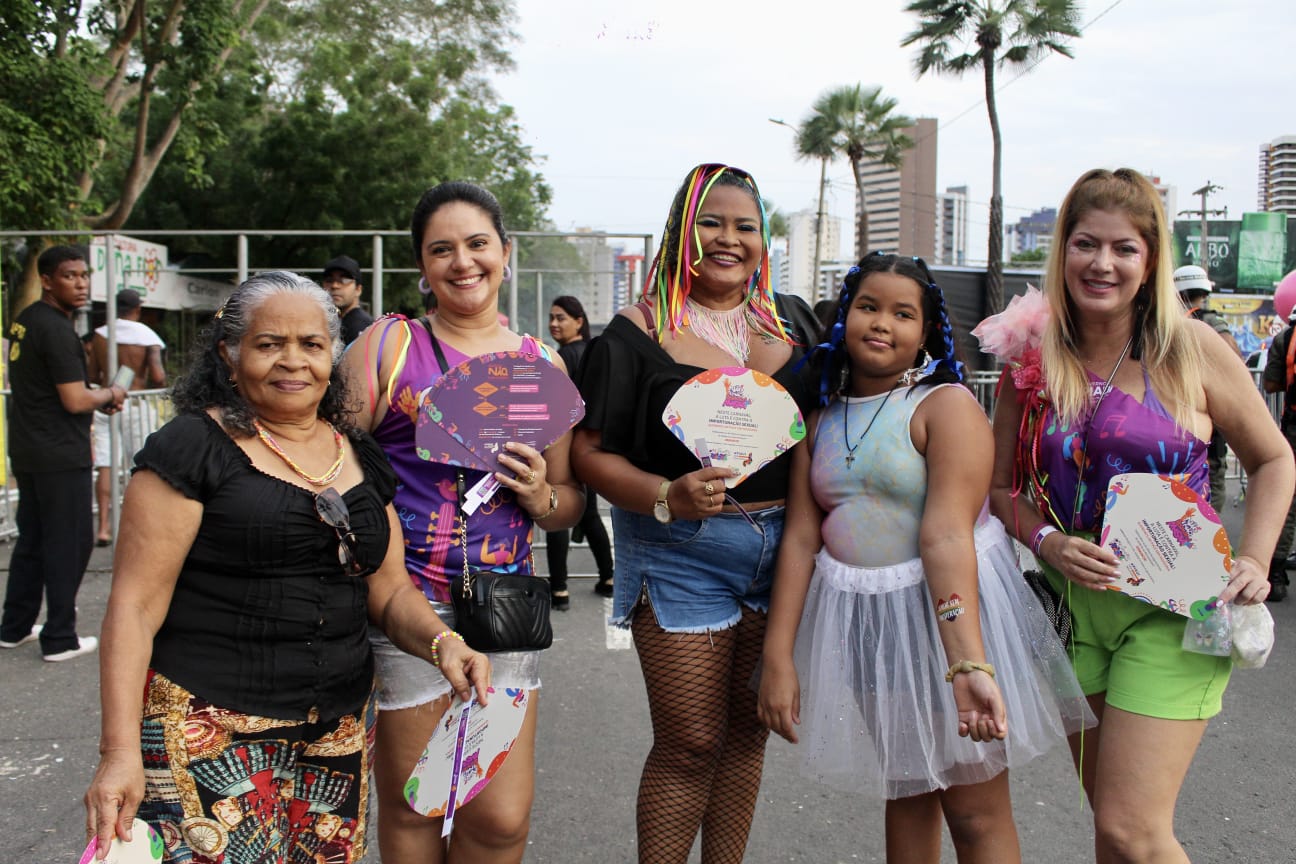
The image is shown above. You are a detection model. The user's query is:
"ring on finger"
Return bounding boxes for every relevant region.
[704,481,715,496]
[524,470,537,485]
[708,493,715,506]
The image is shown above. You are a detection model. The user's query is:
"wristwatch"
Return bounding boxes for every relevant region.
[652,479,673,524]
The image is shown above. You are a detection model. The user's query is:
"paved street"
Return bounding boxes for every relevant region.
[3,478,1293,862]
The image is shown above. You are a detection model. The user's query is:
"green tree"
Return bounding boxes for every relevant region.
[1009,247,1047,266]
[798,85,913,260]
[902,0,1081,314]
[2,0,527,312]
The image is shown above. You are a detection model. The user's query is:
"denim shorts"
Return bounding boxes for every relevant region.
[609,505,785,633]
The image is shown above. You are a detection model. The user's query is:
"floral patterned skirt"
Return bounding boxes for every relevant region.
[137,670,376,863]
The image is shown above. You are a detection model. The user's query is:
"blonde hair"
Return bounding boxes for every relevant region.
[1040,168,1202,431]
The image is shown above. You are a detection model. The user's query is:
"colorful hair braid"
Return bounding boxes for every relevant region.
[806,252,965,406]
[642,163,791,345]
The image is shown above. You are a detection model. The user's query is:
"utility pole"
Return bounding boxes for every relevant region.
[771,117,830,302]
[811,157,827,301]
[1187,182,1224,277]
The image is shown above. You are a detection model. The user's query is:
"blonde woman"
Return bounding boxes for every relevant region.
[987,168,1292,862]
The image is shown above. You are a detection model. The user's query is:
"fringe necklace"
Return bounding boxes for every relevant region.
[685,297,751,366]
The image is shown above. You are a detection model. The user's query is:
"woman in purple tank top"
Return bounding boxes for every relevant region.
[984,169,1292,861]
[341,182,584,864]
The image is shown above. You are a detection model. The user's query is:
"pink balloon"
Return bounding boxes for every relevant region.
[1275,270,1296,322]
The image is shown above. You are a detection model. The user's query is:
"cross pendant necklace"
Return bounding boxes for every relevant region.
[843,385,898,468]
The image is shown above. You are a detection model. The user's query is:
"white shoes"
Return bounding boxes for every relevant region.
[43,635,98,663]
[0,624,42,649]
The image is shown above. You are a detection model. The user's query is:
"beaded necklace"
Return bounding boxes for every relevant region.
[685,297,751,366]
[254,418,345,486]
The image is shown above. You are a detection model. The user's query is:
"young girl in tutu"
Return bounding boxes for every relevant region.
[758,253,1092,863]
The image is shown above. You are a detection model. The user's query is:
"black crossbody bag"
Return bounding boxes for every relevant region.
[418,317,553,652]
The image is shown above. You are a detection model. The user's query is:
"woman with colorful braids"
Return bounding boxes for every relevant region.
[572,163,821,863]
[759,253,1089,863]
[986,168,1291,861]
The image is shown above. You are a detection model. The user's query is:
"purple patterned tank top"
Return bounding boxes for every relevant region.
[1038,367,1209,532]
[371,318,541,602]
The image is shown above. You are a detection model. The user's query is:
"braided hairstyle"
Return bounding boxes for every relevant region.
[642,163,790,344]
[810,252,966,406]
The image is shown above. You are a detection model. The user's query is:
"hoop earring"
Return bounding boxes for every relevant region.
[502,265,513,281]
[900,350,932,385]
[417,277,432,296]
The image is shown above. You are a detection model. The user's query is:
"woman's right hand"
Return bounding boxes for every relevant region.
[84,749,144,860]
[756,655,801,744]
[667,467,737,520]
[1037,531,1120,590]
[437,638,493,706]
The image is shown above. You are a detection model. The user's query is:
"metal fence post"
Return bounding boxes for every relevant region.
[371,234,384,315]
[237,234,249,284]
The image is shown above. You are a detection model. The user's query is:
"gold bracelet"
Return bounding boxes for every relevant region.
[944,660,995,682]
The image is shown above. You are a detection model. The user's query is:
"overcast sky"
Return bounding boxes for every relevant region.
[491,0,1295,263]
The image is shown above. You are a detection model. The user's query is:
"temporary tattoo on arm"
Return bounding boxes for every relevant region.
[936,593,965,624]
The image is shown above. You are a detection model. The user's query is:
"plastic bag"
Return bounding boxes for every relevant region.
[1229,602,1275,669]
[1182,604,1232,656]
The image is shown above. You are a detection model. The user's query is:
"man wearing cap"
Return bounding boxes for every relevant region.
[1,246,125,662]
[87,288,166,546]
[1176,265,1241,511]
[1262,307,1296,602]
[322,255,372,344]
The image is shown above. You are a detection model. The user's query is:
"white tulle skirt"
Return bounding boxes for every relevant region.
[793,517,1094,800]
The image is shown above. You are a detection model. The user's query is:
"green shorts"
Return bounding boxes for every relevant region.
[1044,564,1231,720]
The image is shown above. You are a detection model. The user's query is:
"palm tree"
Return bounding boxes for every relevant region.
[902,0,1081,314]
[799,84,913,262]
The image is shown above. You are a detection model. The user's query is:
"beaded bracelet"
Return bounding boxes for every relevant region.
[944,660,996,682]
[1030,524,1059,557]
[430,630,465,667]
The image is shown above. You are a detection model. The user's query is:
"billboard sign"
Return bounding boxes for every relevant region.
[1173,213,1296,293]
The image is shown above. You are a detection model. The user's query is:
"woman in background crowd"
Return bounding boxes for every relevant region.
[546,295,616,607]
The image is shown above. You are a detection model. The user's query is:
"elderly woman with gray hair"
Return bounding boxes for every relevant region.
[83,272,490,863]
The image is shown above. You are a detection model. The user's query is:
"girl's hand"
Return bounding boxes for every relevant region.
[496,442,550,517]
[1219,554,1270,605]
[436,638,493,706]
[84,749,144,860]
[952,671,1007,742]
[668,467,737,521]
[756,656,801,744]
[1038,532,1120,590]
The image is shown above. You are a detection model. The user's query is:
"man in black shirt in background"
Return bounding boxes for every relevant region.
[322,255,373,345]
[0,246,126,661]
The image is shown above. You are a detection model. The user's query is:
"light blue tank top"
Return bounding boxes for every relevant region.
[811,384,952,567]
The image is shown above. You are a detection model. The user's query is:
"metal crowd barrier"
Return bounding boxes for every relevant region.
[0,374,1284,541]
[0,389,170,541]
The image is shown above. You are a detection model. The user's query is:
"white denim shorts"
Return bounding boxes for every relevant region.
[369,599,542,710]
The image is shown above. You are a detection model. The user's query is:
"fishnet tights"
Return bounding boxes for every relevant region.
[632,603,770,864]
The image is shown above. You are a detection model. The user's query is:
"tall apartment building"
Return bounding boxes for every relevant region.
[1006,207,1057,258]
[567,229,615,323]
[1143,173,1177,225]
[781,207,841,304]
[1259,136,1296,214]
[935,186,969,266]
[851,117,938,260]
